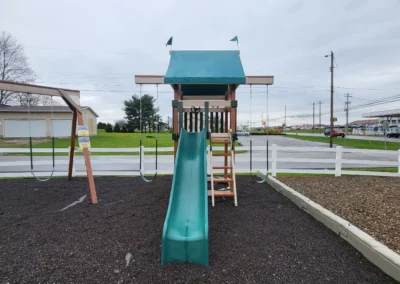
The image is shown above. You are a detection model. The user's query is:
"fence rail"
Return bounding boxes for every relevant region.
[1,145,399,178]
[0,146,269,154]
[270,144,400,177]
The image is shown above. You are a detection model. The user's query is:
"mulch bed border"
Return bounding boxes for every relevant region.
[259,172,400,282]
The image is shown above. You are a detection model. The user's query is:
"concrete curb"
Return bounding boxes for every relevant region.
[258,172,400,282]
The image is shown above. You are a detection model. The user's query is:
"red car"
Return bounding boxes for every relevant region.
[324,128,345,138]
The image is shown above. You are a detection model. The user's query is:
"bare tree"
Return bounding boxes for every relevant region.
[39,95,53,106]
[0,31,36,105]
[17,93,40,106]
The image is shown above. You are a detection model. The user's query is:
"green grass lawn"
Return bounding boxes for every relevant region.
[1,129,242,149]
[285,129,323,134]
[287,134,400,151]
[1,129,244,156]
[36,130,172,148]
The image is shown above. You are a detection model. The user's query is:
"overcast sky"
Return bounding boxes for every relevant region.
[1,0,400,127]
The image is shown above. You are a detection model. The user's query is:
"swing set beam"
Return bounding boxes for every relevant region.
[0,80,98,204]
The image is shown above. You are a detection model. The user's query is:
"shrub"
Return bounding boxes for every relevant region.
[105,123,113,133]
[114,123,121,132]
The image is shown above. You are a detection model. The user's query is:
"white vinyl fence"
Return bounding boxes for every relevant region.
[270,144,400,177]
[0,145,399,178]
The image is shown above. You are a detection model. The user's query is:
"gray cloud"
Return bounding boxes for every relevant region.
[1,0,399,127]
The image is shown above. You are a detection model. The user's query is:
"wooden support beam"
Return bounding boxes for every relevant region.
[246,76,274,85]
[213,166,232,169]
[182,107,230,112]
[76,112,98,204]
[179,100,232,108]
[134,75,164,84]
[68,109,78,180]
[173,85,179,160]
[0,80,79,97]
[231,85,237,162]
[58,89,82,114]
[182,95,225,100]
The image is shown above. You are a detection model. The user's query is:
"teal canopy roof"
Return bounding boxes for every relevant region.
[164,50,246,84]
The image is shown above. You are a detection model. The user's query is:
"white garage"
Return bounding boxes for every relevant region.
[4,119,46,138]
[0,105,99,138]
[51,119,72,137]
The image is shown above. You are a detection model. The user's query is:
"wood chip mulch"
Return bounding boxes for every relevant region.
[278,176,400,255]
[0,176,397,283]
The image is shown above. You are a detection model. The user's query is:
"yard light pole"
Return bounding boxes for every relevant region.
[325,51,334,148]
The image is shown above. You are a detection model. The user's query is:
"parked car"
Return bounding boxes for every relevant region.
[237,129,249,136]
[324,128,345,138]
[386,127,400,138]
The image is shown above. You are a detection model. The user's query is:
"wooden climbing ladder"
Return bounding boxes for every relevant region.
[208,133,237,207]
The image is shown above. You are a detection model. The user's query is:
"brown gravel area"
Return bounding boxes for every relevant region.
[0,176,397,283]
[278,176,400,254]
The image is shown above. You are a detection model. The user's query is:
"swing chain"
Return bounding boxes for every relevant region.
[138,83,158,183]
[29,93,55,182]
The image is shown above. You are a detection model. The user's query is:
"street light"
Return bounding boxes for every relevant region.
[325,51,334,148]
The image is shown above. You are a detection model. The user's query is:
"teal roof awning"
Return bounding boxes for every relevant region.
[164,50,246,84]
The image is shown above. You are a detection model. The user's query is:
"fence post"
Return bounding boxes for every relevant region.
[140,145,145,174]
[335,146,342,177]
[271,144,277,177]
[398,150,400,175]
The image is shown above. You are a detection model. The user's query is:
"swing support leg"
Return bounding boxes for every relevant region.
[68,109,77,180]
[77,112,98,204]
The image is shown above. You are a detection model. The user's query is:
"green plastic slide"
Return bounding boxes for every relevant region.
[161,128,209,266]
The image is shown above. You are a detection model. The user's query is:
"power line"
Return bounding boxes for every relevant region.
[268,94,400,121]
[337,86,400,91]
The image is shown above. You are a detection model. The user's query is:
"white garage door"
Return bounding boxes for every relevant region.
[4,120,46,138]
[51,119,72,137]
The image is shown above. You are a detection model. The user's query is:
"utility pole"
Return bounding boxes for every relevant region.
[312,102,315,133]
[284,105,286,133]
[325,51,334,148]
[317,101,323,133]
[344,94,352,145]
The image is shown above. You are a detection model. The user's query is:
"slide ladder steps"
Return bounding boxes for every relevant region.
[208,133,237,206]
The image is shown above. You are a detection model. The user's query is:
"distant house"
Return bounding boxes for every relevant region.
[0,105,99,138]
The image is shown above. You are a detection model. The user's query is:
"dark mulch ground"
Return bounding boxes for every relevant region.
[278,176,400,255]
[0,176,396,284]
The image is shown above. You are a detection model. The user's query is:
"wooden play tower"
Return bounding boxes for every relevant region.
[135,50,274,206]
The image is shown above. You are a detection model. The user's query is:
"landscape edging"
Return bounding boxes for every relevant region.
[258,172,400,282]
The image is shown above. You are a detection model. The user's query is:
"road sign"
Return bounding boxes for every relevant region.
[382,121,389,130]
[332,117,337,122]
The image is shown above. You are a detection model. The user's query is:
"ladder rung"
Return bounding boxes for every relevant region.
[212,140,230,144]
[212,153,231,156]
[213,178,232,183]
[213,166,232,169]
[208,190,235,197]
[211,133,230,138]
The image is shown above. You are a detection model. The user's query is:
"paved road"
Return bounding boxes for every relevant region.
[1,135,397,175]
[288,132,400,143]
